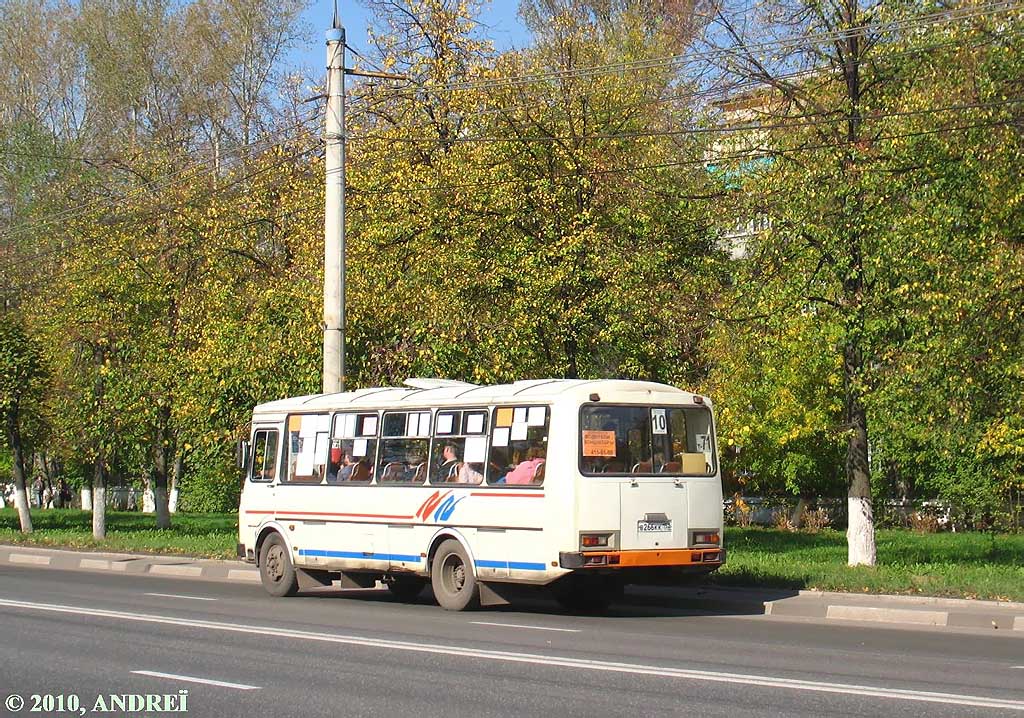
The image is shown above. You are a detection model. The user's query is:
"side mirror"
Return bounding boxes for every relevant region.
[237,440,250,471]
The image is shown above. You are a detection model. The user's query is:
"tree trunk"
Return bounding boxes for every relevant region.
[81,487,92,511]
[170,453,183,514]
[92,459,107,540]
[153,406,172,529]
[845,343,875,565]
[6,408,32,532]
[789,497,808,529]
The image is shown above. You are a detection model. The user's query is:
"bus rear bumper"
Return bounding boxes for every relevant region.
[559,548,725,570]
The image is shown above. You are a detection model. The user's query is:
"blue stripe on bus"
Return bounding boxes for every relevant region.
[298,549,545,571]
[298,549,421,562]
[476,559,547,571]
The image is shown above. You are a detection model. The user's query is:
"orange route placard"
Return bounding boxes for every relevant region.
[582,430,617,457]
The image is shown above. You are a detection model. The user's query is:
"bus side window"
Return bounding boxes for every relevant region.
[487,406,548,486]
[250,429,279,482]
[378,411,431,484]
[429,409,487,485]
[285,413,331,483]
[329,413,378,483]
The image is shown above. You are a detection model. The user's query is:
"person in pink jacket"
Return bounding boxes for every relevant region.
[503,446,546,485]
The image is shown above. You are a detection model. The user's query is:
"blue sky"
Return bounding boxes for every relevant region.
[291,0,531,76]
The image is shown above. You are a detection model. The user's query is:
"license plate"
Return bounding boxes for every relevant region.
[637,520,672,533]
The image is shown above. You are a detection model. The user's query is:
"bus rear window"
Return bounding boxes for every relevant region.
[580,405,715,476]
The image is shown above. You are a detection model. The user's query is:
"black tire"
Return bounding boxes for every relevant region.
[259,532,298,597]
[430,539,480,611]
[387,575,427,603]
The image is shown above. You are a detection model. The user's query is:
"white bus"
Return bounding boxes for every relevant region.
[237,378,724,611]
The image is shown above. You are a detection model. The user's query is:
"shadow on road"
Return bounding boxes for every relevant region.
[295,582,800,619]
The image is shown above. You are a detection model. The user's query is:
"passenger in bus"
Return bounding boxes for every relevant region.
[337,453,356,482]
[439,444,460,480]
[456,461,483,484]
[503,446,546,485]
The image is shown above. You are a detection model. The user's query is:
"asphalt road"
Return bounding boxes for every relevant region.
[1,565,1021,718]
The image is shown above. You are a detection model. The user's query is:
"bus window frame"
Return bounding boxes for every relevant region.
[486,404,550,488]
[578,403,718,478]
[282,412,335,485]
[376,409,434,486]
[248,427,280,483]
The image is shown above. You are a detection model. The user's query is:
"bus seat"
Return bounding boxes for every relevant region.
[448,462,464,482]
[661,461,682,473]
[411,463,427,483]
[632,461,652,473]
[381,462,404,483]
[349,462,370,482]
[531,461,545,484]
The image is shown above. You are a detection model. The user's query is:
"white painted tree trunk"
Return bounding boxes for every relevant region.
[143,488,155,513]
[92,484,106,539]
[168,488,179,514]
[13,486,33,532]
[847,496,876,566]
[81,487,92,511]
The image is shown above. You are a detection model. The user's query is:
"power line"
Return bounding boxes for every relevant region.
[0,108,323,245]
[364,1,1021,98]
[346,98,1024,145]
[3,141,323,271]
[341,117,1020,197]
[343,23,1018,139]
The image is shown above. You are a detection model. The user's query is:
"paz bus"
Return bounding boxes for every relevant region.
[237,378,724,611]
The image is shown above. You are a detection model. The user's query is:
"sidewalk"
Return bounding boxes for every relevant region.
[2,543,1022,633]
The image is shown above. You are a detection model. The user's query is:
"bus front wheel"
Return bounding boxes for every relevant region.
[259,532,298,597]
[431,539,480,611]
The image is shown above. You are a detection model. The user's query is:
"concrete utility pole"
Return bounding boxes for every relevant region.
[323,4,346,394]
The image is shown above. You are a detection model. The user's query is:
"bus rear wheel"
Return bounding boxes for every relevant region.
[431,539,480,611]
[259,532,298,597]
[387,575,427,603]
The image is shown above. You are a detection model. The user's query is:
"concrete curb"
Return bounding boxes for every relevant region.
[629,584,1024,632]
[0,544,260,584]
[2,543,1022,633]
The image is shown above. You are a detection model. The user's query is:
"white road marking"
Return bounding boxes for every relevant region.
[471,621,581,633]
[1,598,1021,712]
[144,593,219,602]
[132,670,259,690]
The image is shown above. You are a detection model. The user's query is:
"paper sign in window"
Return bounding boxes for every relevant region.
[464,436,487,462]
[288,415,302,431]
[437,413,455,435]
[513,407,527,424]
[406,413,419,437]
[527,406,546,426]
[314,433,330,464]
[352,439,368,457]
[681,453,706,474]
[465,413,484,434]
[299,415,317,437]
[492,427,510,447]
[695,433,712,452]
[418,412,431,437]
[316,414,331,432]
[361,416,377,436]
[344,414,357,438]
[496,408,513,427]
[582,430,617,457]
[295,449,315,476]
[651,408,667,435]
[511,423,528,441]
